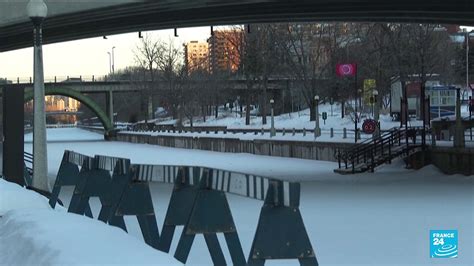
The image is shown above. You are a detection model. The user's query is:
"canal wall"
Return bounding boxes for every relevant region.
[114,132,355,162]
[406,147,474,175]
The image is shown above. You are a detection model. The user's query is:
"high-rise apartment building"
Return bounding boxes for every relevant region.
[207,29,242,73]
[184,41,209,73]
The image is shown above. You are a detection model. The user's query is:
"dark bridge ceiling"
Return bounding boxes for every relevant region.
[1,0,474,52]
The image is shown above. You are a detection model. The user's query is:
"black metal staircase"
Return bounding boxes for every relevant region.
[334,127,423,174]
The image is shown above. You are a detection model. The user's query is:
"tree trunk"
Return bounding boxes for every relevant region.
[261,78,268,125]
[245,95,251,125]
[341,101,345,118]
[177,105,183,128]
[141,93,148,123]
[147,95,153,121]
[202,105,206,122]
[309,103,316,121]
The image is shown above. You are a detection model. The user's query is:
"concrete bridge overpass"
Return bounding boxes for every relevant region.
[1,0,474,52]
[1,76,294,137]
[3,76,290,93]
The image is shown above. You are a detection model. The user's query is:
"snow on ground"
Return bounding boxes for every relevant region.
[160,103,417,130]
[124,103,474,144]
[0,179,181,265]
[0,178,51,216]
[127,104,427,143]
[20,128,474,265]
[25,128,336,182]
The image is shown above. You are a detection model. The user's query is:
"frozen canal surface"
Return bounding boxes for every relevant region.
[24,128,474,265]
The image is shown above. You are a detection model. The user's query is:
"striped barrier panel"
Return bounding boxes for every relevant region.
[54,150,318,266]
[134,164,245,265]
[133,163,318,266]
[94,155,160,249]
[53,151,160,249]
[66,153,124,231]
[49,150,93,218]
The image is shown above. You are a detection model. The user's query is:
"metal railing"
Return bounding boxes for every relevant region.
[335,127,424,173]
[3,75,114,84]
[125,123,388,140]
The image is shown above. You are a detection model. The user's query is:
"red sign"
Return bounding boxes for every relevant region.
[362,119,377,134]
[336,63,357,77]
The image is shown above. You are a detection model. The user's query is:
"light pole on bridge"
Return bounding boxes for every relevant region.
[112,46,116,74]
[107,46,115,76]
[107,52,112,74]
[27,0,50,192]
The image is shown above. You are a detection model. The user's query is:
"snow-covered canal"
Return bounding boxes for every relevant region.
[24,128,474,265]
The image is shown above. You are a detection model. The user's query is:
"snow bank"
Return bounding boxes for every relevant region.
[0,179,51,216]
[0,209,181,265]
[0,179,182,265]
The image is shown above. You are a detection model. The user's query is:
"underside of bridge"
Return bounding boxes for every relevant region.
[23,87,113,134]
[1,0,474,52]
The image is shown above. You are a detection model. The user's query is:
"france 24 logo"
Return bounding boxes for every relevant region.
[430,230,458,258]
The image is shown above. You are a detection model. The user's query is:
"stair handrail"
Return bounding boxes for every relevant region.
[341,127,406,167]
[353,128,406,158]
[338,127,399,160]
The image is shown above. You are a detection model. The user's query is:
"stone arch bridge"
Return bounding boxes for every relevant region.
[23,86,113,134]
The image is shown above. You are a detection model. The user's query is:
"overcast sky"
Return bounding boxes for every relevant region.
[0,26,212,79]
[1,25,473,80]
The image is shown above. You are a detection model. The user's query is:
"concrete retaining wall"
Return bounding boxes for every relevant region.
[115,132,355,162]
[406,147,474,175]
[429,147,474,175]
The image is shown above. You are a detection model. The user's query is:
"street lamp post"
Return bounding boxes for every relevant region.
[373,90,379,121]
[112,46,116,74]
[373,90,379,137]
[270,99,275,137]
[27,0,49,192]
[354,88,360,143]
[107,52,112,74]
[314,95,321,138]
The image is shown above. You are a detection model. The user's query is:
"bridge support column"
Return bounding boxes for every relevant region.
[106,90,114,126]
[2,86,25,186]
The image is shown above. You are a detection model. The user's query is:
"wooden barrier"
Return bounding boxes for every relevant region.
[51,150,319,266]
[49,150,93,217]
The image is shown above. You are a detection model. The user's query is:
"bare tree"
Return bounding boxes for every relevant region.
[153,37,189,125]
[134,34,163,121]
[275,23,344,121]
